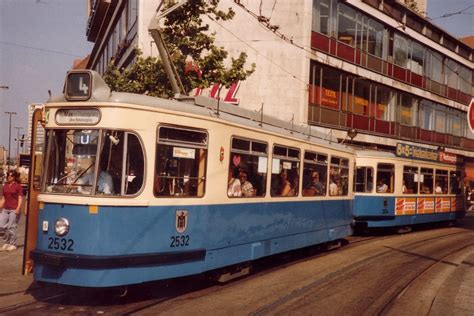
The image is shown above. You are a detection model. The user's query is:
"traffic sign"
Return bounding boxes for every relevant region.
[469,98,474,133]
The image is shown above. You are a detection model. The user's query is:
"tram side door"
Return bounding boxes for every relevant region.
[22,108,45,275]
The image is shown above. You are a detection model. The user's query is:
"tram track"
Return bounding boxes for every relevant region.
[1,226,472,315]
[250,229,474,315]
[377,242,474,315]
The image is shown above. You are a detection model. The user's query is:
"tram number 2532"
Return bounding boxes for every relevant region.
[170,235,190,248]
[48,237,74,251]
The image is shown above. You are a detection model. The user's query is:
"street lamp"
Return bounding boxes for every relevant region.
[14,126,23,164]
[5,111,17,166]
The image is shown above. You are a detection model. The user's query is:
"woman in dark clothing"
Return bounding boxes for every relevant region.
[0,170,23,251]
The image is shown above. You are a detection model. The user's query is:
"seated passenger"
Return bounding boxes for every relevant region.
[239,169,255,197]
[376,179,388,193]
[280,170,292,196]
[227,167,242,197]
[435,182,443,194]
[305,171,324,196]
[421,184,432,194]
[329,176,339,196]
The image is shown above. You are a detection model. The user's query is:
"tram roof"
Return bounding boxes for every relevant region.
[49,71,353,154]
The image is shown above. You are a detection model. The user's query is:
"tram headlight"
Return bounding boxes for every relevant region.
[54,218,70,237]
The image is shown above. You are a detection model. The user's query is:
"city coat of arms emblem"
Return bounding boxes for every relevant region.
[175,210,188,233]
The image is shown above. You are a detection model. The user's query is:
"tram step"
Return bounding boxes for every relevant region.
[217,267,250,283]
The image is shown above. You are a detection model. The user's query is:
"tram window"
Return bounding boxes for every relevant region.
[450,171,462,194]
[271,145,300,197]
[420,168,434,194]
[95,131,144,196]
[302,151,328,196]
[403,166,418,194]
[329,156,349,196]
[155,126,207,197]
[376,163,394,193]
[354,167,373,193]
[435,170,448,194]
[43,129,99,195]
[96,130,124,195]
[125,133,145,195]
[227,137,267,198]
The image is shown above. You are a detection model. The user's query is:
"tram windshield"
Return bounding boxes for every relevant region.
[43,129,144,196]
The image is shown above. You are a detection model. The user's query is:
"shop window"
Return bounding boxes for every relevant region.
[227,137,268,198]
[313,0,331,35]
[376,163,394,193]
[271,145,300,197]
[445,59,458,89]
[355,166,373,193]
[399,93,417,126]
[394,34,408,68]
[155,126,207,197]
[337,3,357,46]
[403,166,418,194]
[302,151,328,196]
[329,156,349,196]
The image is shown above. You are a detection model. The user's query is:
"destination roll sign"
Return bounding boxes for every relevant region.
[396,143,438,162]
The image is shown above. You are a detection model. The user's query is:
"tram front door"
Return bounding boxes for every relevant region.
[22,108,44,275]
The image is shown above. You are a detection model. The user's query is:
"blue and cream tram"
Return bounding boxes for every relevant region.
[352,145,465,232]
[28,70,354,287]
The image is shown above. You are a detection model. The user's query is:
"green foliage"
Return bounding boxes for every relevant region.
[104,0,255,97]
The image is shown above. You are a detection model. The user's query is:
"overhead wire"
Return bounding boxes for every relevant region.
[0,40,83,58]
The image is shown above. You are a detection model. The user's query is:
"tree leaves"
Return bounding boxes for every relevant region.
[104,0,255,97]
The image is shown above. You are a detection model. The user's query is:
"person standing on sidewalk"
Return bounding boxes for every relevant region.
[0,170,23,251]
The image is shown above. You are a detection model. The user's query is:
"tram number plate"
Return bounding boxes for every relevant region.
[48,237,74,251]
[170,235,190,248]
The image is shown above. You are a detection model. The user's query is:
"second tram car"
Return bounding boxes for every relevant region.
[29,71,354,287]
[353,148,465,232]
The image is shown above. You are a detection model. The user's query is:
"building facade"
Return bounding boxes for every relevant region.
[85,0,473,161]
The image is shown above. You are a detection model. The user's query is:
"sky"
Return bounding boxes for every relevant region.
[0,0,472,159]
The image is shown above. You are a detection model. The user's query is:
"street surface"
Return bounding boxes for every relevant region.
[0,213,473,315]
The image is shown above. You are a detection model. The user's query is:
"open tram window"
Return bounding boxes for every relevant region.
[403,166,418,194]
[435,169,448,194]
[354,166,373,193]
[376,163,394,193]
[227,137,267,198]
[154,126,207,197]
[420,168,434,194]
[271,145,300,197]
[450,171,462,194]
[302,151,328,196]
[329,156,349,196]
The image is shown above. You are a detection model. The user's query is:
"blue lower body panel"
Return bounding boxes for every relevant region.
[354,195,465,229]
[33,199,352,287]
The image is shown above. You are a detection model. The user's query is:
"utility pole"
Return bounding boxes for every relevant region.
[5,111,17,166]
[14,126,23,164]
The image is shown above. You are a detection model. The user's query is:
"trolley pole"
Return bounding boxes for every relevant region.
[5,111,16,166]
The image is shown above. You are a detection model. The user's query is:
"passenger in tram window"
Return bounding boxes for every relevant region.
[376,178,388,193]
[239,169,255,197]
[227,167,242,197]
[329,176,339,196]
[402,180,407,194]
[421,184,431,194]
[304,171,324,196]
[435,182,443,194]
[280,170,292,196]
